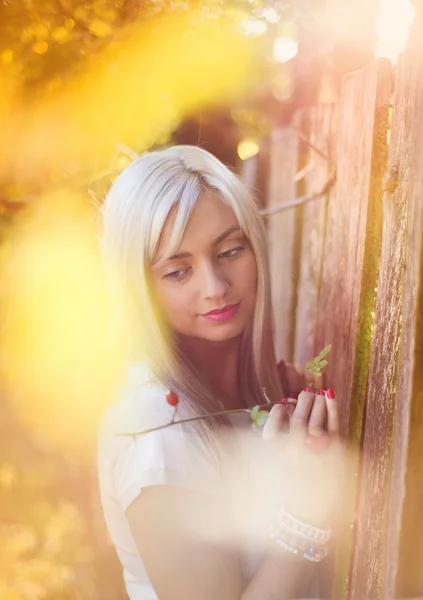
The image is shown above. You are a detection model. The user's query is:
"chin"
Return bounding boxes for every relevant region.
[199,320,248,343]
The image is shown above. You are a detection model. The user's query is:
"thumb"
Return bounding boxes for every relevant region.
[262,403,288,441]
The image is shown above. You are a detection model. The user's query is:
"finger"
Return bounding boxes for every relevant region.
[262,404,288,441]
[290,390,315,436]
[286,400,297,420]
[325,389,340,435]
[307,390,326,437]
[279,397,298,420]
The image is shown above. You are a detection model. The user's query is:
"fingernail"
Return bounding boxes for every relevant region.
[326,388,336,399]
[317,389,325,396]
[280,397,288,404]
[304,388,314,393]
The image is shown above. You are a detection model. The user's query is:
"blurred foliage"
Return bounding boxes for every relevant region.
[0,0,274,98]
[0,4,285,598]
[0,0,282,208]
[0,0,349,210]
[0,189,132,597]
[0,401,126,599]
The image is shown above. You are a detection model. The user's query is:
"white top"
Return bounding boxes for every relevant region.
[97,362,265,600]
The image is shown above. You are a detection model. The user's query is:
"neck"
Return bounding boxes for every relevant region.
[179,335,243,410]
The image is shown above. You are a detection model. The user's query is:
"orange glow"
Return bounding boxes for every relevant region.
[0,11,254,190]
[0,193,130,457]
[0,9,255,457]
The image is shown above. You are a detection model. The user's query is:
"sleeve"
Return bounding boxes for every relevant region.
[99,381,221,513]
[110,428,220,512]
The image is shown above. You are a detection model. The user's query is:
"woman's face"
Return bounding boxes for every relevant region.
[151,190,257,344]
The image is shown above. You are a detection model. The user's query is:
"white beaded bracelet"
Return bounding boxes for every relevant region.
[269,508,331,563]
[276,508,331,543]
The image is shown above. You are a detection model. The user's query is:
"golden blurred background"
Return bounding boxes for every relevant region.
[0,0,415,598]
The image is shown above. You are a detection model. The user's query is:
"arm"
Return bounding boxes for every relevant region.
[125,386,340,600]
[126,484,316,600]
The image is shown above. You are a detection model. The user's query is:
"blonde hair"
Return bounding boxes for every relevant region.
[101,145,282,443]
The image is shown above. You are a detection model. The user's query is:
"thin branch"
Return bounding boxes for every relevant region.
[291,125,330,162]
[115,399,297,437]
[260,170,336,217]
[295,162,316,182]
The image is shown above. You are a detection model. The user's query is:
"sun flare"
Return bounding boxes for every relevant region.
[375,0,415,63]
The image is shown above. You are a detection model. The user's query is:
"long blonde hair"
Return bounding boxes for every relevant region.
[101,145,282,443]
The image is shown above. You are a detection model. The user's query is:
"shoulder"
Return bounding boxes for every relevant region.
[277,360,307,399]
[98,361,220,509]
[99,361,175,437]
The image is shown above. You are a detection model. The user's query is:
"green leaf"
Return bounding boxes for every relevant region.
[314,344,332,364]
[250,405,259,420]
[315,359,328,370]
[255,410,269,427]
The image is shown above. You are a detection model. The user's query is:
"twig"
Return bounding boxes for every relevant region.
[291,125,330,162]
[260,170,336,217]
[115,400,297,437]
[295,162,316,182]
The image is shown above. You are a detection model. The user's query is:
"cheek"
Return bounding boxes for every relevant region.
[237,253,258,294]
[154,281,195,328]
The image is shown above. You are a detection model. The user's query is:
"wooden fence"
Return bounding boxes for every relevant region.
[242,17,423,600]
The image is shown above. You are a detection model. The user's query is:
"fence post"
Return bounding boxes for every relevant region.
[351,20,423,598]
[313,58,392,598]
[239,139,270,211]
[266,127,301,362]
[293,104,334,367]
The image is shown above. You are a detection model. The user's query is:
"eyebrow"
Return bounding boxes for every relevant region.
[154,225,242,265]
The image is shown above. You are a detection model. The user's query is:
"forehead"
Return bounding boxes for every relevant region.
[157,189,240,255]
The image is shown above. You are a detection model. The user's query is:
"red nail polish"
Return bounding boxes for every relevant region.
[304,388,313,393]
[326,388,336,399]
[280,397,288,404]
[317,389,325,396]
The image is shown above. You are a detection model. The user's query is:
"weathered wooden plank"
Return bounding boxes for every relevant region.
[239,139,269,210]
[293,104,334,368]
[313,59,392,598]
[350,23,423,599]
[316,57,391,436]
[240,155,258,197]
[266,128,301,363]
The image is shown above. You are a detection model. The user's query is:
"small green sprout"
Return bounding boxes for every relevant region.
[250,404,271,431]
[250,344,332,430]
[305,344,331,392]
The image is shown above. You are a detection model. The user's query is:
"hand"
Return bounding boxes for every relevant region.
[262,389,344,528]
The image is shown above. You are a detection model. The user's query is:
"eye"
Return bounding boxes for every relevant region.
[218,246,245,259]
[163,267,191,282]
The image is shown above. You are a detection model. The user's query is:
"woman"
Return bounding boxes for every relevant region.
[98,145,342,600]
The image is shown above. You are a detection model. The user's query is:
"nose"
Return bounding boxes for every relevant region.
[200,260,229,301]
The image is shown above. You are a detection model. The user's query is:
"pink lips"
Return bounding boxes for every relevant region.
[201,303,240,322]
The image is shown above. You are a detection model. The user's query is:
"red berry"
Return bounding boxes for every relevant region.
[166,391,179,407]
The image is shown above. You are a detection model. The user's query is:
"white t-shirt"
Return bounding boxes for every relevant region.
[97,362,264,600]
